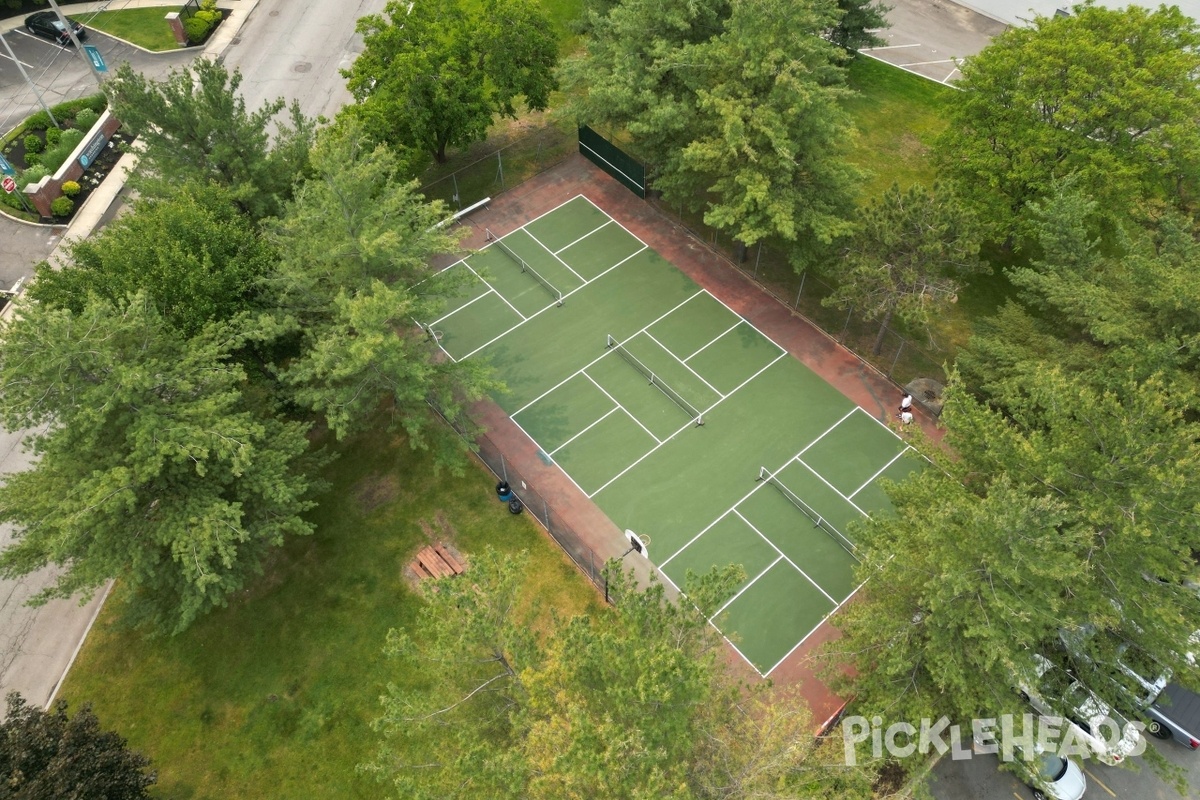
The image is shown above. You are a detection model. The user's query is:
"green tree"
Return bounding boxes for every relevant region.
[934,3,1200,242]
[29,182,274,337]
[0,294,315,634]
[0,694,155,800]
[561,0,861,260]
[105,59,315,220]
[343,0,558,163]
[267,123,497,462]
[831,370,1200,785]
[828,0,890,52]
[367,552,865,799]
[823,182,983,354]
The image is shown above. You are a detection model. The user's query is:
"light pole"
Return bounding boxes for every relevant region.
[0,33,60,129]
[46,0,105,86]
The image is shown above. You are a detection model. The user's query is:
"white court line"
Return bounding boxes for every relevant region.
[428,284,498,327]
[581,371,661,445]
[506,414,594,500]
[711,555,784,618]
[642,330,726,399]
[553,219,614,255]
[765,582,869,676]
[511,289,704,415]
[734,511,838,604]
[588,351,787,499]
[548,406,621,456]
[903,58,958,66]
[859,43,923,50]
[458,258,527,321]
[683,321,742,362]
[524,228,586,283]
[457,243,648,361]
[660,507,737,569]
[849,447,913,500]
[793,457,869,518]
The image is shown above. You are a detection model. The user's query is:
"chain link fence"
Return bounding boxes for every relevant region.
[648,199,951,391]
[427,403,612,600]
[419,125,577,214]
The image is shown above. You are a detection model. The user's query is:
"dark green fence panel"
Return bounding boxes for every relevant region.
[578,126,646,198]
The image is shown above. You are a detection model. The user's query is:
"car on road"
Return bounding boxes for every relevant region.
[23,11,87,46]
[1016,654,1143,765]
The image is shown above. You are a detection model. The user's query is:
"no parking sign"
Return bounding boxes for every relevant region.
[1,177,16,194]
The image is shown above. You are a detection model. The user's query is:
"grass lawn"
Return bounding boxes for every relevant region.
[844,56,954,199]
[60,422,602,799]
[75,7,183,52]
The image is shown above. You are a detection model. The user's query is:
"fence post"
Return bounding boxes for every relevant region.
[753,242,762,277]
[840,308,853,341]
[495,150,505,189]
[501,454,508,483]
[795,271,807,309]
[543,499,550,528]
[451,173,461,210]
[888,337,905,378]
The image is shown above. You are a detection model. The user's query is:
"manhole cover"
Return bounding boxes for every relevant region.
[293,62,312,73]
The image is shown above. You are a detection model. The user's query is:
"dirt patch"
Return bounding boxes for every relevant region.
[896,132,931,162]
[353,473,401,514]
[416,511,460,542]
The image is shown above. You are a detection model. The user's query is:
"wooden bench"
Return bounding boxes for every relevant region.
[410,543,466,581]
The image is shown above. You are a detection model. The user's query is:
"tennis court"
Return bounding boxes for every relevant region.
[423,196,924,675]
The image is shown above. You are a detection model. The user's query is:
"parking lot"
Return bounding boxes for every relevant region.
[865,0,1009,84]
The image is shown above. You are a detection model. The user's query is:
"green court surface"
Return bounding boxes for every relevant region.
[423,195,924,675]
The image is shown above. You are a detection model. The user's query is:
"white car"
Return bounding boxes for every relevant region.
[1016,654,1143,765]
[1011,746,1087,800]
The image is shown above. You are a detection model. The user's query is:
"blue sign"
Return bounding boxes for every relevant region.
[83,45,107,73]
[0,153,13,176]
[78,131,108,169]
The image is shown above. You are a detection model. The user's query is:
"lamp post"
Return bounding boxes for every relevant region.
[47,0,105,86]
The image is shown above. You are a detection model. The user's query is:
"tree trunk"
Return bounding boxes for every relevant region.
[872,308,894,356]
[434,143,448,163]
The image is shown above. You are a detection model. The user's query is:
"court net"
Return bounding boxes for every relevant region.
[485,228,562,306]
[606,334,704,426]
[757,466,858,559]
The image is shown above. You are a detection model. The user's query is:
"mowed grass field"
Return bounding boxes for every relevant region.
[60,425,601,799]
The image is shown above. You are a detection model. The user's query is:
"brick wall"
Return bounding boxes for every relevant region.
[23,110,122,219]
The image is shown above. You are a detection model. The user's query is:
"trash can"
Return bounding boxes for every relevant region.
[496,480,513,502]
[508,498,523,514]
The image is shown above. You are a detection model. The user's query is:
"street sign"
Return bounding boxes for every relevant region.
[0,153,13,176]
[2,177,17,194]
[83,45,107,73]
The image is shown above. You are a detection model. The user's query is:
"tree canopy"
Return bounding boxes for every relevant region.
[343,0,558,163]
[366,550,869,799]
[106,59,315,220]
[934,3,1200,241]
[266,123,498,462]
[823,182,983,354]
[29,182,274,337]
[0,694,155,800]
[0,295,315,633]
[560,0,861,257]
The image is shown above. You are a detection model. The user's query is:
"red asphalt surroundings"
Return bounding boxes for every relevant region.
[446,153,945,731]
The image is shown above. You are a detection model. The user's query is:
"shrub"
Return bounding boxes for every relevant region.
[196,9,220,26]
[61,129,85,150]
[19,166,48,189]
[184,16,211,43]
[23,134,43,155]
[40,147,69,173]
[46,127,62,146]
[61,180,80,197]
[200,0,217,10]
[24,153,41,167]
[50,196,74,217]
[74,108,99,131]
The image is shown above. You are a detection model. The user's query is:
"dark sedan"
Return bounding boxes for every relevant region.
[23,11,87,46]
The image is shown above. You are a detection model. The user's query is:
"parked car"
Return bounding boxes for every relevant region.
[23,11,87,46]
[1010,745,1087,800]
[1061,628,1200,750]
[1015,654,1143,765]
